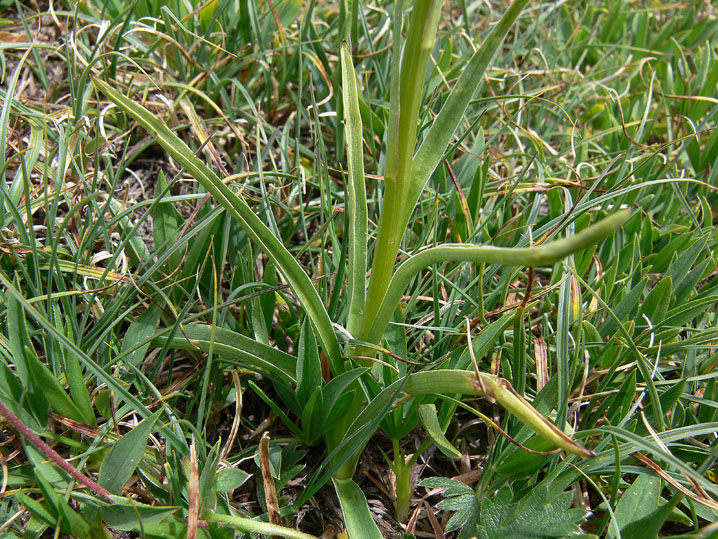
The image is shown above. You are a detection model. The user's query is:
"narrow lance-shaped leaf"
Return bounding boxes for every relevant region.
[346,369,595,458]
[54,303,95,426]
[418,404,461,459]
[607,474,662,539]
[205,512,318,539]
[25,347,88,425]
[99,410,162,494]
[121,304,162,368]
[101,502,179,532]
[333,477,384,539]
[92,78,342,374]
[153,170,183,272]
[366,210,630,345]
[7,290,30,386]
[401,0,532,231]
[340,41,368,339]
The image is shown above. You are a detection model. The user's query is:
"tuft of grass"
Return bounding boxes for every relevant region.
[0,0,716,537]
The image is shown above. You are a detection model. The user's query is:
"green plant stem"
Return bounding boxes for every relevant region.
[325,386,367,481]
[362,0,442,335]
[477,262,488,325]
[394,438,433,522]
[366,211,630,346]
[513,304,527,395]
[361,0,532,346]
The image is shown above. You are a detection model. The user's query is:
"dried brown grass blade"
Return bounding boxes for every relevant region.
[187,441,199,539]
[260,432,282,533]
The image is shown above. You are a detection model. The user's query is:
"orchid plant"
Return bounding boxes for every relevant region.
[93,0,629,535]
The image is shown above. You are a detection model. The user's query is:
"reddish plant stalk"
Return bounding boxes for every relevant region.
[0,400,114,503]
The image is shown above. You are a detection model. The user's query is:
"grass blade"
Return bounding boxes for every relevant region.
[151,323,297,385]
[0,272,187,452]
[333,477,384,539]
